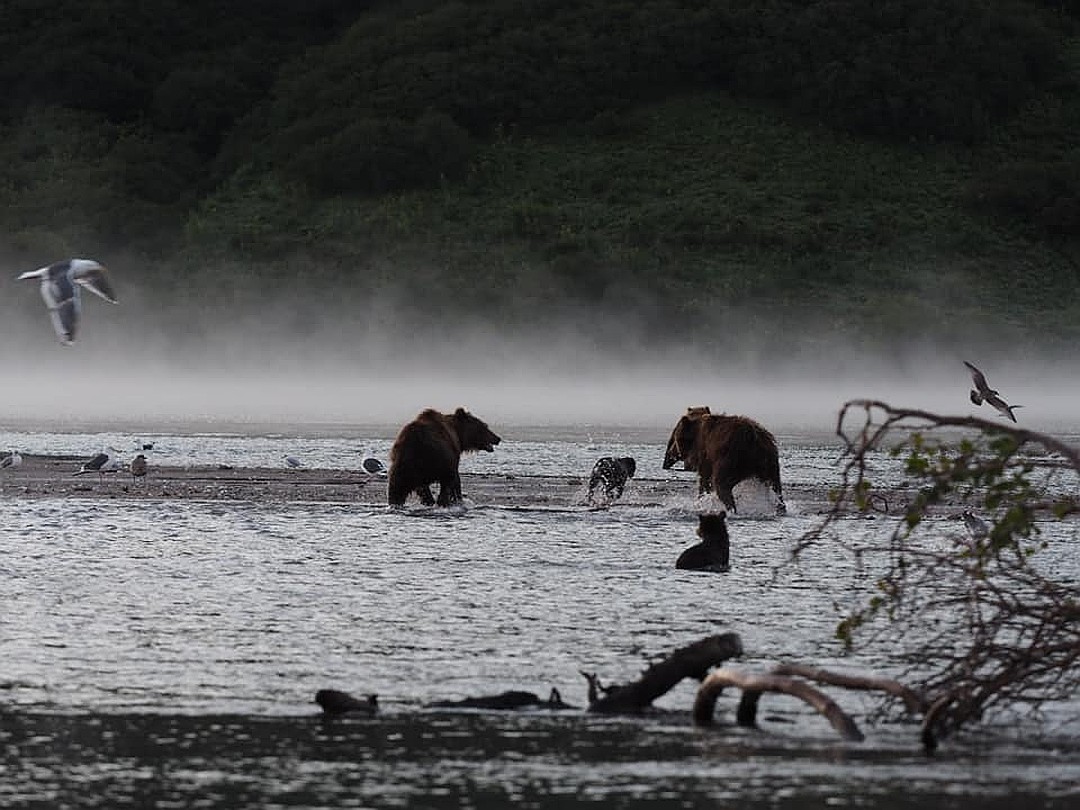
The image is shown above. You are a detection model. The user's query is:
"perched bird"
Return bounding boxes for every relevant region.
[74,449,122,481]
[18,258,118,345]
[284,455,303,469]
[964,360,1022,422]
[360,455,388,478]
[0,451,23,469]
[130,453,148,484]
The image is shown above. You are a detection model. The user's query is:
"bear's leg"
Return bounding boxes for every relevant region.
[415,486,436,506]
[713,471,737,512]
[387,476,409,506]
[773,485,787,516]
[437,472,463,507]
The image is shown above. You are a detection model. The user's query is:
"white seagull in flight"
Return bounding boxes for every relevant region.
[18,258,118,345]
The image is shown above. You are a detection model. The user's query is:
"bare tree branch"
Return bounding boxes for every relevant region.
[794,399,1080,750]
[693,667,864,741]
[586,633,743,713]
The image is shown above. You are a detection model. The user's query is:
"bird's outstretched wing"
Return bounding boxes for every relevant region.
[72,262,118,303]
[75,452,110,475]
[963,360,996,397]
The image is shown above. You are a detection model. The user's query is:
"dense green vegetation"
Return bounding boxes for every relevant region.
[1,0,1078,346]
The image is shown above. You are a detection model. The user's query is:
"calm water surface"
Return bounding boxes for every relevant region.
[1,424,1077,808]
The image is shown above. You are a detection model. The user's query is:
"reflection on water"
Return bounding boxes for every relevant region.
[1,427,1078,808]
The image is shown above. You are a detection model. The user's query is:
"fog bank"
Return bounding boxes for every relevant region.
[2,262,1076,435]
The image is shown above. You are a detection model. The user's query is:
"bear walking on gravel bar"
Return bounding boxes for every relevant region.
[388,407,502,507]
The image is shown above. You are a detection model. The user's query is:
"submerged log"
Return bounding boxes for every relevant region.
[315,689,379,716]
[426,688,572,710]
[586,633,743,714]
[693,668,864,742]
[771,663,927,715]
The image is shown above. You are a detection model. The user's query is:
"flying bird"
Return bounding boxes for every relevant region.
[360,455,388,478]
[0,451,23,469]
[74,449,122,481]
[964,360,1022,422]
[18,258,118,345]
[130,453,148,484]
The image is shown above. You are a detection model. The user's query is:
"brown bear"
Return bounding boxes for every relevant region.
[663,406,786,515]
[387,407,501,507]
[675,513,730,572]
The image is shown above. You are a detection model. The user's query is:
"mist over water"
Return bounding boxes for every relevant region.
[2,265,1077,434]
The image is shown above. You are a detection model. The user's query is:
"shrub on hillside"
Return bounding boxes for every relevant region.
[966,159,1080,238]
[286,112,471,195]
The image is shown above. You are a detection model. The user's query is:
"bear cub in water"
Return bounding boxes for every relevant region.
[676,513,730,572]
[586,456,637,505]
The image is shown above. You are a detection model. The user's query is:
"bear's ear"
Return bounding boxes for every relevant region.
[687,406,711,416]
[455,407,469,417]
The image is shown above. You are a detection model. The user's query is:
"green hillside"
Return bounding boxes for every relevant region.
[1,0,1078,348]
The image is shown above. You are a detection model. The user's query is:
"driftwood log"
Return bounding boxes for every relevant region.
[315,689,379,716]
[426,688,571,710]
[771,663,927,715]
[585,633,743,713]
[693,668,865,742]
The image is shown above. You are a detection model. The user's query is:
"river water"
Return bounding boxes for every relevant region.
[1,421,1077,809]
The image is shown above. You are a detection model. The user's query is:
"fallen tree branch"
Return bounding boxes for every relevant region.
[693,667,864,741]
[315,689,379,716]
[586,633,743,713]
[426,688,571,710]
[771,663,927,715]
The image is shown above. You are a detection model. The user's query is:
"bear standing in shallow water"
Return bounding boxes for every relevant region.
[388,407,501,507]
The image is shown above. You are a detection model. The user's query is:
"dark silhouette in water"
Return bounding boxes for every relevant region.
[676,513,730,572]
[315,689,379,715]
[663,406,786,515]
[426,688,571,710]
[586,456,636,505]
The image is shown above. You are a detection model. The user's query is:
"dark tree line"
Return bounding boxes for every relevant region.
[0,0,1077,250]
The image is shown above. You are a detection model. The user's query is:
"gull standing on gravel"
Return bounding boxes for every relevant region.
[360,455,388,478]
[130,453,148,484]
[18,258,118,345]
[964,360,1022,422]
[75,448,122,481]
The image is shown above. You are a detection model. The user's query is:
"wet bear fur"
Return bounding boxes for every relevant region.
[676,513,731,572]
[663,406,786,515]
[586,456,637,505]
[388,407,501,507]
